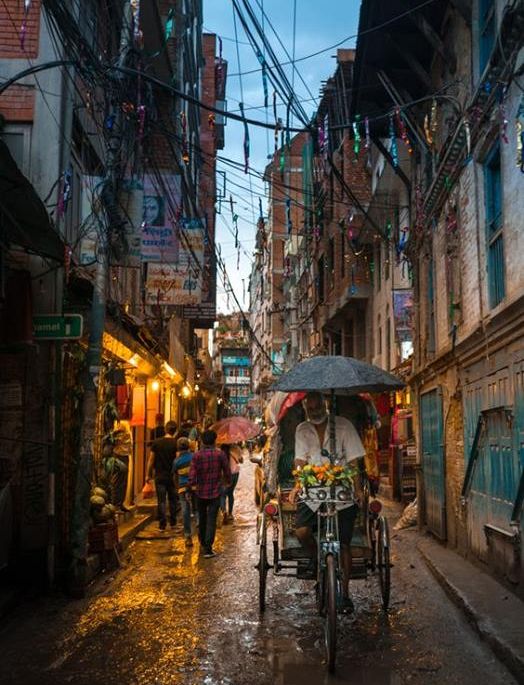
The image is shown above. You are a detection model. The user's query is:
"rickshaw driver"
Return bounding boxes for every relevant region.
[289,391,365,609]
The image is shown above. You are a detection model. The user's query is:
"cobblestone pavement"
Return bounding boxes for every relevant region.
[0,461,516,685]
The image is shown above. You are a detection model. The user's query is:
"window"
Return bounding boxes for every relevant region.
[479,0,496,75]
[377,315,382,356]
[484,145,505,307]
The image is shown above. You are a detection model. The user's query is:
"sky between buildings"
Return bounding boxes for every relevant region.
[204,0,360,313]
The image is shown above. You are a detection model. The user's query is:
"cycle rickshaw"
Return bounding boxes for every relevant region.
[254,356,403,672]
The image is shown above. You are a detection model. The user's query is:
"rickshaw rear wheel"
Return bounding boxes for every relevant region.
[257,517,269,613]
[377,516,391,611]
[325,553,337,672]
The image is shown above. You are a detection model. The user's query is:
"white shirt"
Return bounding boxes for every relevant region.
[295,415,365,466]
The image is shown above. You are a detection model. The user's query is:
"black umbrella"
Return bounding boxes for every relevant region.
[272,356,404,461]
[272,355,405,395]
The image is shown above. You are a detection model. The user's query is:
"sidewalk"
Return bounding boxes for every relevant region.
[418,535,524,684]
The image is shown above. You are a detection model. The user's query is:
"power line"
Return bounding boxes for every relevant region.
[228,0,440,77]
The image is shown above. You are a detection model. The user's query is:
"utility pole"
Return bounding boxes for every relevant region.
[68,3,133,594]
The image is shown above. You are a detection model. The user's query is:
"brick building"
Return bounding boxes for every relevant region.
[0,1,222,589]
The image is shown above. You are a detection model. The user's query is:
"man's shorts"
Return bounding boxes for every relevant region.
[295,502,358,545]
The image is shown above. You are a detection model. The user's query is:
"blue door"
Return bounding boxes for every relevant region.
[420,389,446,539]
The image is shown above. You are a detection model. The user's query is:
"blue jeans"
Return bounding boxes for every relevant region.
[220,472,240,515]
[155,478,177,528]
[181,494,192,536]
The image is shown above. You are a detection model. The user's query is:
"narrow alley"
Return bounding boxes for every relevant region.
[0,462,516,685]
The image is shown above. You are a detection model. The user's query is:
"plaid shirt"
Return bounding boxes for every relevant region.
[189,447,231,499]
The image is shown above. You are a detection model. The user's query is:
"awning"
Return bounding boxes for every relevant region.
[0,139,64,261]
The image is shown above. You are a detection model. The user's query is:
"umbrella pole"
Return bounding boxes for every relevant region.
[329,389,336,463]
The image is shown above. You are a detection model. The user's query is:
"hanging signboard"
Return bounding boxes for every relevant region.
[145,263,201,306]
[140,175,181,262]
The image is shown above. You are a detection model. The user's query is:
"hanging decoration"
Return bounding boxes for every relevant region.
[242,279,246,304]
[20,0,31,50]
[430,98,438,139]
[165,8,175,39]
[239,102,250,173]
[284,256,291,278]
[395,107,412,154]
[386,219,392,240]
[498,85,509,145]
[279,130,286,176]
[285,197,292,237]
[388,113,399,168]
[313,225,321,242]
[414,184,425,235]
[130,0,142,46]
[463,116,471,156]
[353,115,361,157]
[216,37,224,96]
[424,114,433,147]
[57,167,72,218]
[516,119,524,172]
[180,112,190,164]
[137,104,146,142]
[350,265,357,295]
[364,116,370,151]
[255,50,269,108]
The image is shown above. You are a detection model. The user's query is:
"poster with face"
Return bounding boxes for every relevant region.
[140,175,181,262]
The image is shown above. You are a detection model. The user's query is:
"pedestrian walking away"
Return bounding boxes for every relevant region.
[146,420,178,531]
[189,429,231,558]
[173,437,195,546]
[220,443,243,524]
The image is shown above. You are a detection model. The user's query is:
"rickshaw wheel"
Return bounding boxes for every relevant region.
[324,554,337,672]
[257,517,269,613]
[377,516,391,611]
[368,516,378,572]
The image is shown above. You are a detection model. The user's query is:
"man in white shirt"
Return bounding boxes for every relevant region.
[291,392,365,610]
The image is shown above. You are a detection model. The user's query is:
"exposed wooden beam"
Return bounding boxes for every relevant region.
[386,34,433,90]
[407,8,457,72]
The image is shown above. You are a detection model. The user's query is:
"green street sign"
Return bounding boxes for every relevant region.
[33,314,84,340]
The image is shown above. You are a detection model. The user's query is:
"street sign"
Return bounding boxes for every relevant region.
[33,314,84,340]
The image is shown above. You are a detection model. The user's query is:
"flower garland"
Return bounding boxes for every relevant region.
[293,463,357,489]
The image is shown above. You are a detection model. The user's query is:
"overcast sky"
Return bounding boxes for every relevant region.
[203,0,361,313]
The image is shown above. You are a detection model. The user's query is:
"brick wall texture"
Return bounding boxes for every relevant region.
[0,0,40,59]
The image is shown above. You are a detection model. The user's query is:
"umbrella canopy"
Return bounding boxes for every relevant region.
[210,416,261,445]
[271,356,405,395]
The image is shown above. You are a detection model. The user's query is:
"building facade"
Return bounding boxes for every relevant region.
[352,0,524,596]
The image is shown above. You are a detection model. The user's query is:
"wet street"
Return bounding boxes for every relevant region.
[0,461,516,685]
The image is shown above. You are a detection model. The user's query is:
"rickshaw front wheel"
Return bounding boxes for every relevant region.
[377,516,391,611]
[257,518,270,612]
[324,553,337,672]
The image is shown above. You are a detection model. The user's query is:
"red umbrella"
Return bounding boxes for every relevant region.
[277,391,306,423]
[210,416,261,445]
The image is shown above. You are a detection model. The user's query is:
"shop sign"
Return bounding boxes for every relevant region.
[222,356,250,366]
[225,376,250,385]
[33,314,83,340]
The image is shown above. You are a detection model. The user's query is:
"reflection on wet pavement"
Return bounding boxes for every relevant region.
[0,460,516,685]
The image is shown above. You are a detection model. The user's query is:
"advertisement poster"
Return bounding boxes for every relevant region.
[141,175,181,262]
[393,289,414,360]
[145,263,201,306]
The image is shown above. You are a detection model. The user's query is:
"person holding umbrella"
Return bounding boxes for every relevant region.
[219,443,244,523]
